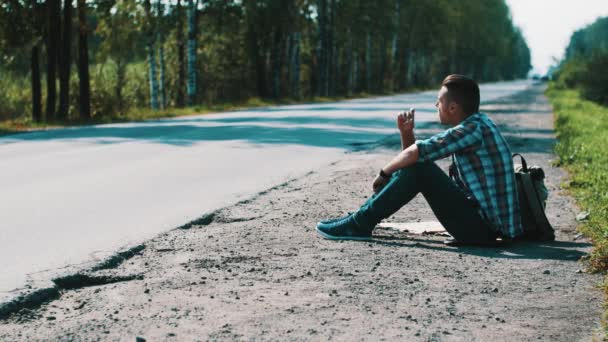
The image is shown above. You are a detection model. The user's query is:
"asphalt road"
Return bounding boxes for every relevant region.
[0,80,532,300]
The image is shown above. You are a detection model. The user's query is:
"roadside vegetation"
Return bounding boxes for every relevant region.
[547,15,608,332]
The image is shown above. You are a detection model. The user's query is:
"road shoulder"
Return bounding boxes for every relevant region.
[0,84,602,341]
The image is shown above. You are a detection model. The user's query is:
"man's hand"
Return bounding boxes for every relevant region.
[397,108,415,134]
[397,108,415,150]
[372,174,389,193]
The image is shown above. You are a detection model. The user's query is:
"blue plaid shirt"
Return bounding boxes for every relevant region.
[415,113,522,238]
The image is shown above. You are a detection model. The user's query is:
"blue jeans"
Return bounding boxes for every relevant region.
[353,162,497,242]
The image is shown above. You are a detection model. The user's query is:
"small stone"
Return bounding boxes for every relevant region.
[492,287,499,293]
[284,291,289,296]
[543,270,550,275]
[575,211,590,221]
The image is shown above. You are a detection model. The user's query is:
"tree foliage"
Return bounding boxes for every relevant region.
[0,0,531,122]
[556,16,608,105]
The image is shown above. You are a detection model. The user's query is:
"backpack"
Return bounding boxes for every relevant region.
[512,153,555,241]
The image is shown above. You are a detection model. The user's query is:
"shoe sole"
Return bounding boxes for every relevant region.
[315,227,372,241]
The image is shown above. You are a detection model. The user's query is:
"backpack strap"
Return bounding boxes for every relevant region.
[520,171,554,240]
[512,153,528,171]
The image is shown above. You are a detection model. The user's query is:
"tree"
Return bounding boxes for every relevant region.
[143,0,159,110]
[157,0,166,110]
[57,0,72,119]
[46,0,61,121]
[186,0,197,105]
[96,0,141,113]
[77,0,90,120]
[175,0,186,107]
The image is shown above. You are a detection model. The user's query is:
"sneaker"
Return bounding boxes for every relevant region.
[316,215,372,241]
[319,212,353,225]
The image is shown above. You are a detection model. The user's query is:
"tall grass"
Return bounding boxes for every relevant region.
[546,85,608,329]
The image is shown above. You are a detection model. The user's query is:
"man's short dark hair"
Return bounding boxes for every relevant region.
[441,74,480,115]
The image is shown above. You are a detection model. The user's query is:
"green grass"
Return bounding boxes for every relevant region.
[546,85,608,330]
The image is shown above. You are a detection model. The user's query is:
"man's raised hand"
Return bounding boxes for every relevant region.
[397,108,415,133]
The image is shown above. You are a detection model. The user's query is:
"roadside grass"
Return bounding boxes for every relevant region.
[0,91,399,136]
[546,85,608,328]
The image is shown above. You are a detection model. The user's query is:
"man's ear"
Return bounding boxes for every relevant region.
[448,101,459,115]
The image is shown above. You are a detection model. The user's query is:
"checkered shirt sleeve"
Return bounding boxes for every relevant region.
[415,120,482,162]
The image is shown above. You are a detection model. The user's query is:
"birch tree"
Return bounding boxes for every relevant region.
[186,0,197,106]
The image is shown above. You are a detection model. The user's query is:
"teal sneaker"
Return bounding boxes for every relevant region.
[316,215,372,241]
[319,212,353,225]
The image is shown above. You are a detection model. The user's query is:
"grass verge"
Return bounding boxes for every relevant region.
[546,85,608,330]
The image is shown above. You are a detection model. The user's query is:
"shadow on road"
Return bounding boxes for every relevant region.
[1,86,556,155]
[372,234,589,262]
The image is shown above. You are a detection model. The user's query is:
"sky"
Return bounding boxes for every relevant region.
[505,0,608,75]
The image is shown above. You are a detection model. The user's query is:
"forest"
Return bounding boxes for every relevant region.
[0,0,532,124]
[554,16,608,105]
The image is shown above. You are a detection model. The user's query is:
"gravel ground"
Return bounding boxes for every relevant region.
[0,84,603,341]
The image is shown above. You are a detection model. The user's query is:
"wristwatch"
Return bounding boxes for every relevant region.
[379,169,390,179]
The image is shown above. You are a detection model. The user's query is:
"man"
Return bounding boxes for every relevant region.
[316,74,522,246]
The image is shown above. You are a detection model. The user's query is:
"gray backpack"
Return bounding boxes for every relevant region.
[512,154,555,241]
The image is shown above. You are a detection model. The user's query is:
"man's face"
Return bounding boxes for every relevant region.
[435,86,451,125]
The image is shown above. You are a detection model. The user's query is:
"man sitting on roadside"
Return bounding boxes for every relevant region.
[316,74,522,246]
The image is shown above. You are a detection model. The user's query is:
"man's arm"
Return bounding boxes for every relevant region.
[372,144,419,192]
[383,143,419,175]
[400,130,415,150]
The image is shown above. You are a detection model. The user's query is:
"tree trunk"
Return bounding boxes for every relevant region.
[46,0,60,121]
[146,45,159,110]
[157,0,165,110]
[379,37,387,92]
[186,0,197,105]
[57,0,72,120]
[366,32,372,93]
[176,0,186,107]
[316,0,327,97]
[159,44,166,110]
[271,29,281,99]
[327,0,335,96]
[31,45,42,122]
[391,0,400,91]
[345,28,353,96]
[353,51,358,92]
[144,0,159,110]
[77,0,90,120]
[30,0,42,123]
[115,59,126,112]
[290,32,301,99]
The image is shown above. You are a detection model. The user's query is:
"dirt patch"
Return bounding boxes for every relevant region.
[0,84,602,341]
